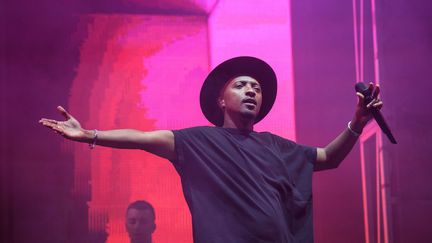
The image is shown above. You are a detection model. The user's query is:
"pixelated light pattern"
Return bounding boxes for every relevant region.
[69,14,207,243]
[123,0,218,14]
[68,1,294,242]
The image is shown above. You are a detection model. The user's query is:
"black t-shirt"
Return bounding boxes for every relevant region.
[170,126,317,243]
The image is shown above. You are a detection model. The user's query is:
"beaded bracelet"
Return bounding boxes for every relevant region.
[89,129,98,149]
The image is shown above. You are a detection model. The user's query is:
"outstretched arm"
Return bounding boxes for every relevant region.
[314,83,383,171]
[39,106,175,160]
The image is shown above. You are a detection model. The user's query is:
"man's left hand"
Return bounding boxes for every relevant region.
[350,82,383,133]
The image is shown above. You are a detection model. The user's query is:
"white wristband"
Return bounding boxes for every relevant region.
[347,121,361,136]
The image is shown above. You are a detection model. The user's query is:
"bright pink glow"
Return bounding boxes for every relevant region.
[354,0,389,241]
[359,123,381,243]
[123,0,218,13]
[353,0,361,83]
[360,0,364,82]
[359,133,370,243]
[208,0,296,140]
[141,29,210,129]
[371,0,381,87]
[68,2,296,242]
[69,14,208,243]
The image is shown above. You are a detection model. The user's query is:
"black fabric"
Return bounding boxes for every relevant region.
[170,126,317,243]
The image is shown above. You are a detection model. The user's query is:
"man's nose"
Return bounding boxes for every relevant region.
[245,85,256,97]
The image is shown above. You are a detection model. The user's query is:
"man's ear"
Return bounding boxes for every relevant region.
[218,97,225,109]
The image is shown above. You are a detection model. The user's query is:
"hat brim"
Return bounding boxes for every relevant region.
[200,56,277,127]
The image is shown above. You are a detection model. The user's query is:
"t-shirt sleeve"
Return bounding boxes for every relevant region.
[271,134,317,186]
[169,129,186,169]
[297,143,317,165]
[169,127,209,171]
[273,134,317,165]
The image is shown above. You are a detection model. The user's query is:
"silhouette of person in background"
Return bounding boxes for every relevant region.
[125,200,156,243]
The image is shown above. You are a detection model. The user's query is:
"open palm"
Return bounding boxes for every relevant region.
[39,106,86,141]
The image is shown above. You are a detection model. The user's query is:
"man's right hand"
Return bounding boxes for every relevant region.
[39,106,176,160]
[39,106,90,142]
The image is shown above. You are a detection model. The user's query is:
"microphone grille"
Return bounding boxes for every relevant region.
[355,82,371,96]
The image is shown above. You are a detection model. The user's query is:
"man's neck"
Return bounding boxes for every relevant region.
[222,113,255,131]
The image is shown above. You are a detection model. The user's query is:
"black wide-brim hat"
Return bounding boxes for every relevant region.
[200,56,277,126]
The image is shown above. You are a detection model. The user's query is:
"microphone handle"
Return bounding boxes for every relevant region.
[371,109,397,144]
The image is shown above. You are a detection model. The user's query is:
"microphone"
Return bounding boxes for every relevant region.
[355,82,397,144]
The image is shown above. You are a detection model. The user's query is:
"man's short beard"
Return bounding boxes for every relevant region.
[240,110,256,121]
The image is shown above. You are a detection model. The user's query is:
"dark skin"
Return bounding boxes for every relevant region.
[218,76,262,131]
[39,77,382,169]
[39,106,176,160]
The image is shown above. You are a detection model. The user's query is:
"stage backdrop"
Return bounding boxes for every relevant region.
[68,1,296,242]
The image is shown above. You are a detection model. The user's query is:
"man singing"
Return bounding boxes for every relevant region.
[40,56,382,242]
